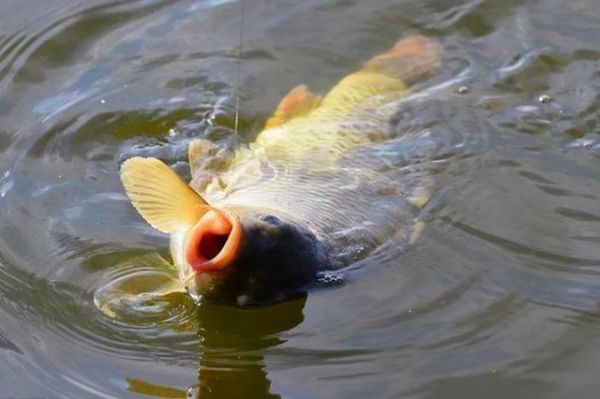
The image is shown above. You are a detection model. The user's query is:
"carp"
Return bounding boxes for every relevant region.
[120,36,441,305]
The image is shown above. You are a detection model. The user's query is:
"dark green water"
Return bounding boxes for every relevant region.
[1,0,600,397]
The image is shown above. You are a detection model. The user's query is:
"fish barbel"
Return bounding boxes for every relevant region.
[120,36,441,305]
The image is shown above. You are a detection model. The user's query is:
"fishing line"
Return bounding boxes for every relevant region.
[234,0,246,136]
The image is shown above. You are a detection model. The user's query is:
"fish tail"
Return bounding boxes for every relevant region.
[318,36,442,111]
[363,35,442,87]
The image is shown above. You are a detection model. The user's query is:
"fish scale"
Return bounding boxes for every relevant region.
[120,35,442,303]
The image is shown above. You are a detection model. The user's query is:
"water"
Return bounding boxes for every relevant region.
[1,0,599,397]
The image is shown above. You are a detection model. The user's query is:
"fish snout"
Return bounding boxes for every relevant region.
[185,209,243,272]
[184,207,331,304]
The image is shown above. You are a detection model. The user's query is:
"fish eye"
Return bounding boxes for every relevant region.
[260,214,283,226]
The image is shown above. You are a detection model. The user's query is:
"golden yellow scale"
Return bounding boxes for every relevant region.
[118,36,440,303]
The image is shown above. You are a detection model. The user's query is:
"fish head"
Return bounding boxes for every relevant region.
[181,206,328,305]
[120,157,328,306]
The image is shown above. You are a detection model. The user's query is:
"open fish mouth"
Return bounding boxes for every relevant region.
[185,209,243,272]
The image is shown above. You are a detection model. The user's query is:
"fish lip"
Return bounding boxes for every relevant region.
[185,208,243,273]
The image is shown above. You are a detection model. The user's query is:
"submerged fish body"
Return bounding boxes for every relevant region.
[121,36,441,305]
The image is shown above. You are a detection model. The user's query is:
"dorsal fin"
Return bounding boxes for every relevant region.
[264,84,321,129]
[120,157,211,233]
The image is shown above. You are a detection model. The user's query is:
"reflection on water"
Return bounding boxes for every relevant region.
[124,297,306,399]
[0,0,600,398]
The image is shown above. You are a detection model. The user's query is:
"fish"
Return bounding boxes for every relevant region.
[120,36,442,306]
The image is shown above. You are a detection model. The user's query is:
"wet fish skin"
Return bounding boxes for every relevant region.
[120,36,442,305]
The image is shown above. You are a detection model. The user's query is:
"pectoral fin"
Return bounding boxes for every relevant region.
[265,84,321,129]
[120,157,211,233]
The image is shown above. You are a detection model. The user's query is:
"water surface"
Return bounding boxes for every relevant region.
[1,0,600,397]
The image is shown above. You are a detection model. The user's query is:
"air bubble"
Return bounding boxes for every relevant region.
[538,94,552,104]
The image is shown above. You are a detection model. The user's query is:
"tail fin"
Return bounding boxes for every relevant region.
[363,35,441,87]
[319,36,442,111]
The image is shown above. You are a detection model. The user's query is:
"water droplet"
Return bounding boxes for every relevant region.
[538,94,552,104]
[457,86,469,94]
